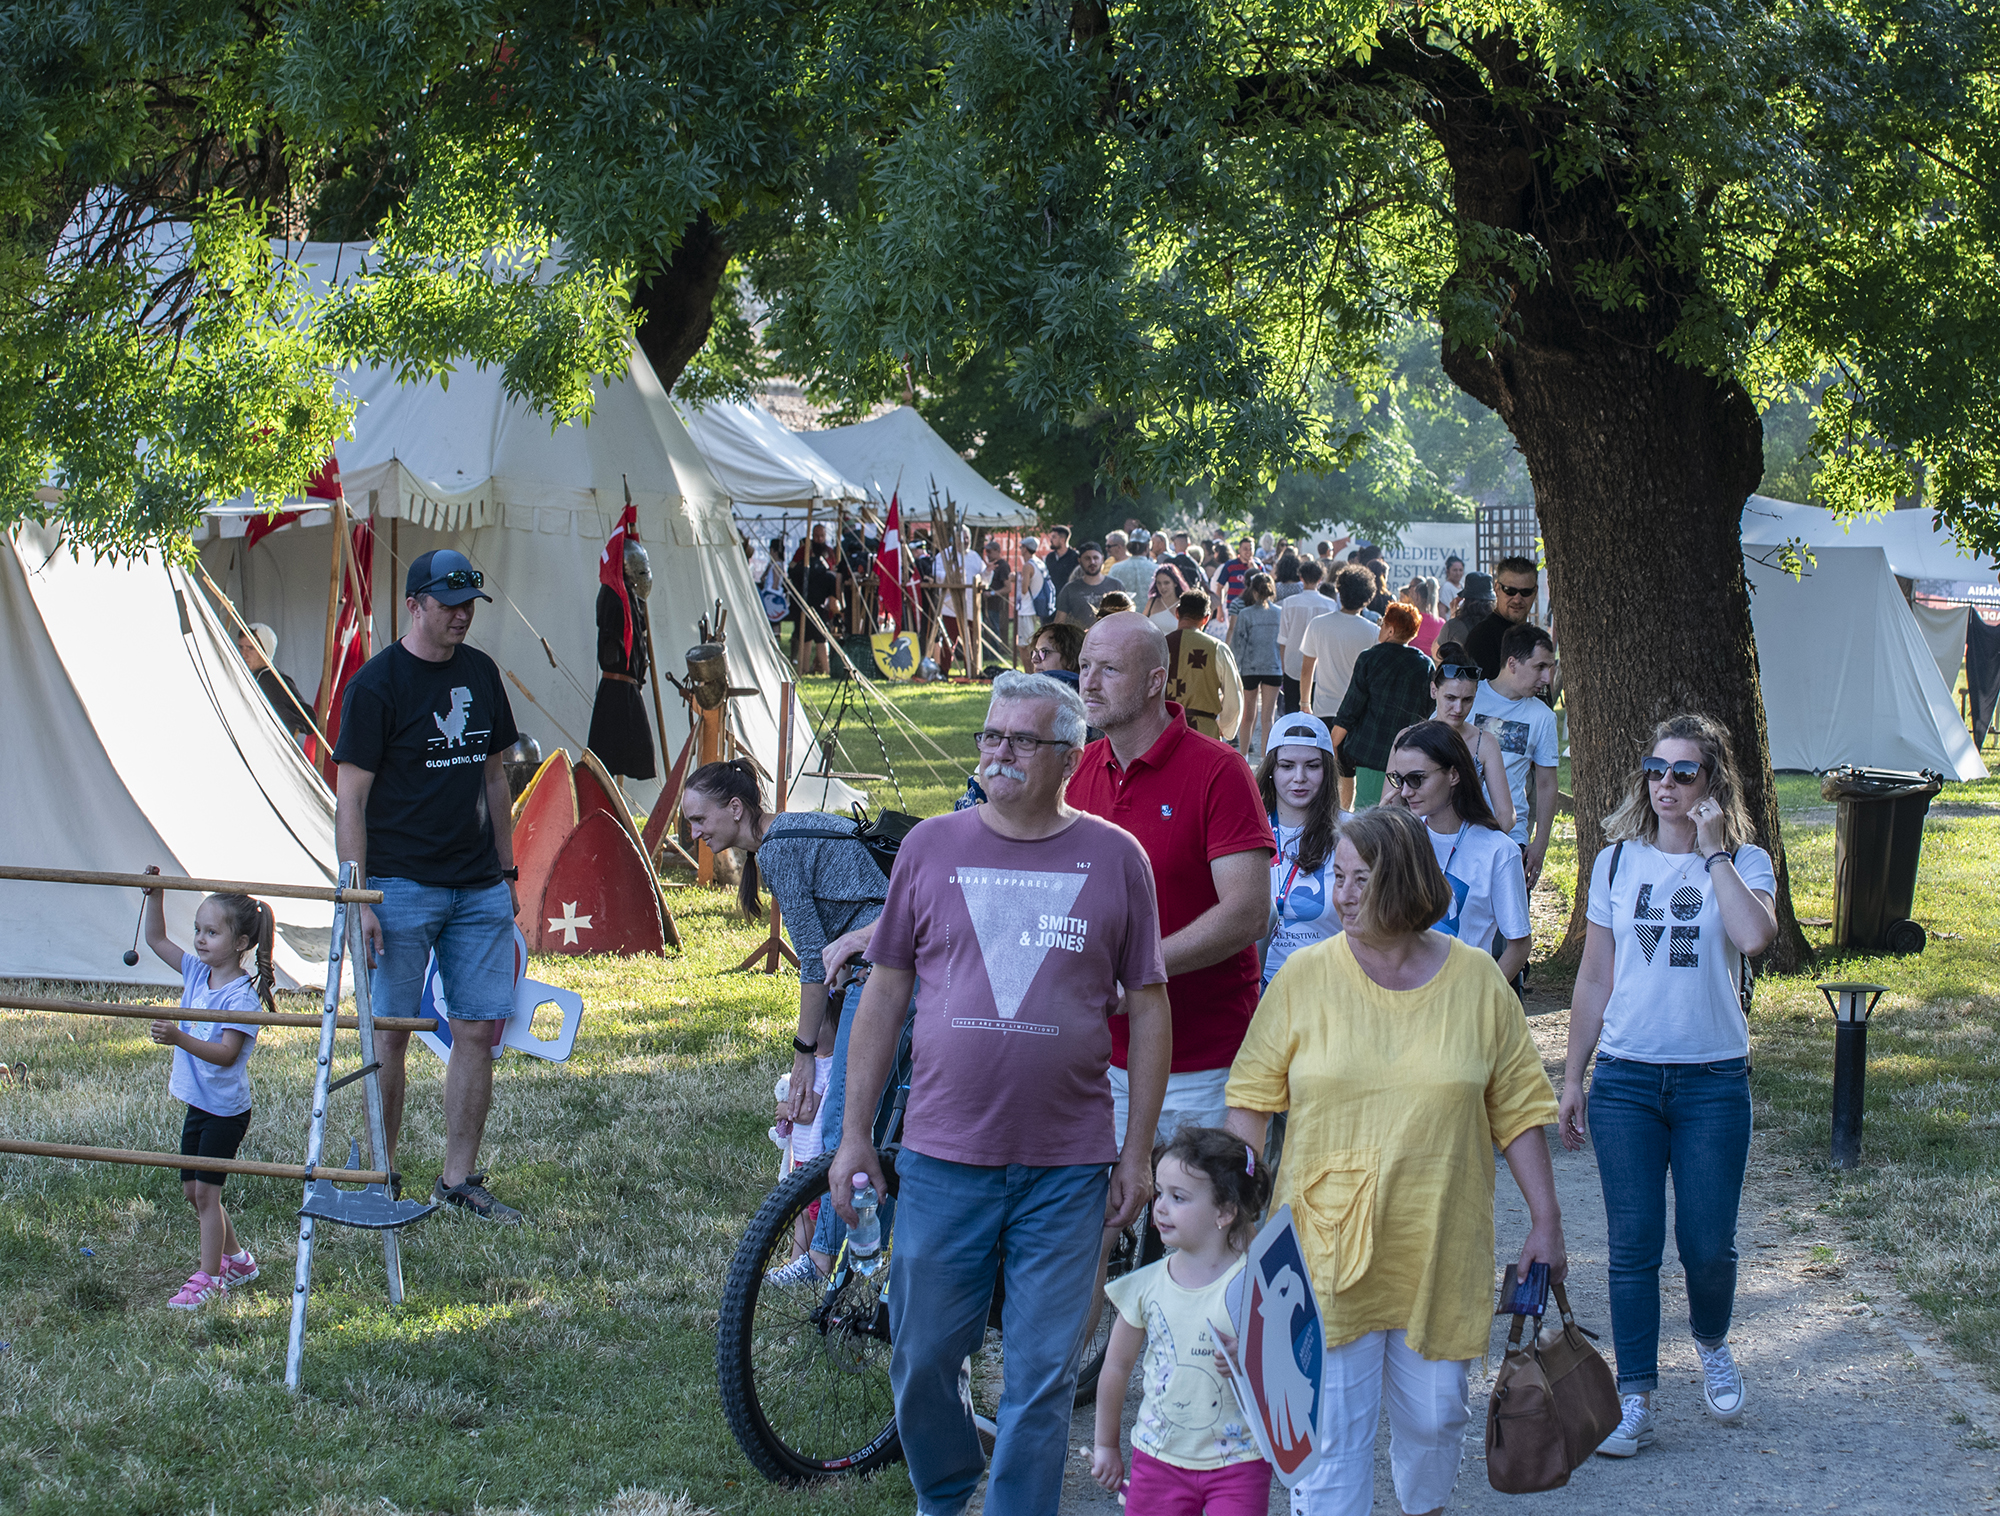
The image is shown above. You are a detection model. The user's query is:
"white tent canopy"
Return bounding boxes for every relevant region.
[199,257,854,815]
[799,406,1034,529]
[1746,544,1984,780]
[1742,495,1999,591]
[2,523,343,989]
[674,399,870,525]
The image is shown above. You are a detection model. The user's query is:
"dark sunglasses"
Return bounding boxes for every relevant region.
[1383,768,1438,791]
[418,569,484,593]
[1434,663,1481,683]
[1497,582,1537,598]
[1642,756,1708,784]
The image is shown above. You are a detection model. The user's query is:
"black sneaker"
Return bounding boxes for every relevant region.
[433,1173,523,1224]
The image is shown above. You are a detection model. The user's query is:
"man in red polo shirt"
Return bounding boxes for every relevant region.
[1069,612,1274,1147]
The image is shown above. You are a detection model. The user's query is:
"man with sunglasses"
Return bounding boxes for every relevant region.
[1467,554,1542,681]
[333,548,525,1224]
[1472,623,1562,891]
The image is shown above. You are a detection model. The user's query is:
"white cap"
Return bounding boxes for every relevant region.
[1267,712,1336,756]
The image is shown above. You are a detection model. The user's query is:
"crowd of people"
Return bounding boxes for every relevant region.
[719,538,1777,1513]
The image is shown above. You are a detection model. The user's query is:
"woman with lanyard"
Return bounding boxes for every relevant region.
[1381,719,1531,987]
[1224,808,1565,1515]
[1558,714,1778,1458]
[681,760,895,1284]
[1254,713,1348,988]
[1427,640,1515,833]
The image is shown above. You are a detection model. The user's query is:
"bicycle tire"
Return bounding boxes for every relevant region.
[716,1151,903,1483]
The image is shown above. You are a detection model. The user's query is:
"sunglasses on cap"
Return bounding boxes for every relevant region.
[419,568,484,593]
[1497,582,1537,598]
[1642,756,1708,784]
[1434,663,1481,682]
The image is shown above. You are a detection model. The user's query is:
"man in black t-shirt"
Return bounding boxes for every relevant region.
[1043,525,1079,591]
[333,549,524,1223]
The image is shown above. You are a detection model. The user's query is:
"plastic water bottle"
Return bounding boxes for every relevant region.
[846,1174,882,1275]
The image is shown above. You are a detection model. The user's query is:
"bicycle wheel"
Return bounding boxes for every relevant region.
[716,1151,903,1482]
[1073,1209,1164,1405]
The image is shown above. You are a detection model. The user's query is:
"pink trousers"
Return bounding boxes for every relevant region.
[1127,1449,1274,1515]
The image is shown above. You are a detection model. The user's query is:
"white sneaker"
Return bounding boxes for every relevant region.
[764,1255,822,1289]
[1596,1394,1655,1457]
[1698,1339,1747,1421]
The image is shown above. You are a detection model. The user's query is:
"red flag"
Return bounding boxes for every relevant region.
[309,518,373,782]
[874,494,905,634]
[245,454,340,550]
[599,500,639,658]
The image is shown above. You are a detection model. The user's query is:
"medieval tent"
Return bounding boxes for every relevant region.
[673,399,870,537]
[797,406,1035,529]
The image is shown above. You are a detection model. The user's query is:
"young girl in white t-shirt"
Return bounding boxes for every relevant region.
[1093,1126,1275,1514]
[140,869,275,1310]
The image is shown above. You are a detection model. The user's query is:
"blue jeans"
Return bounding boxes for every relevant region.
[1588,1054,1752,1393]
[368,877,516,1022]
[809,980,915,1256]
[887,1151,1110,1516]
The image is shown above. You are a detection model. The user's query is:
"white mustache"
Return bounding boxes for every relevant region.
[980,761,1029,782]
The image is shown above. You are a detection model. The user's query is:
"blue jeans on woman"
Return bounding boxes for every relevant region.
[1587,1053,1752,1394]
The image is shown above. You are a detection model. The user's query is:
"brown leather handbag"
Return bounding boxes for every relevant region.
[1485,1281,1621,1492]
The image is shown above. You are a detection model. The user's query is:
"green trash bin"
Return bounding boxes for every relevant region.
[1821,766,1944,954]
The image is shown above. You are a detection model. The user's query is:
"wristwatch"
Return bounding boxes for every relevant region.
[500,866,520,881]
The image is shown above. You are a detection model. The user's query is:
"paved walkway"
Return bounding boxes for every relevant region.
[973,1005,2000,1513]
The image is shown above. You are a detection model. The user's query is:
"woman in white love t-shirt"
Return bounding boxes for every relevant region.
[1557,714,1778,1459]
[1380,718,1530,985]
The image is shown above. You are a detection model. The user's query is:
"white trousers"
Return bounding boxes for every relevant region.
[1107,1064,1233,1150]
[1289,1330,1470,1516]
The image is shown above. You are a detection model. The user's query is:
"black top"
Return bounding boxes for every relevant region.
[1046,547,1080,590]
[986,559,1010,595]
[596,583,649,680]
[1169,551,1205,590]
[256,668,311,735]
[332,642,520,888]
[1465,610,1515,681]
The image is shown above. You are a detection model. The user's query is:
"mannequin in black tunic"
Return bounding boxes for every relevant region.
[588,542,658,779]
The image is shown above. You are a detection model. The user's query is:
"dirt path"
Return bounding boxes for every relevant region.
[973,1002,2000,1514]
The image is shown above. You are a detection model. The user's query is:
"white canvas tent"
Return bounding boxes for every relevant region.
[1746,544,1984,779]
[1742,494,2000,596]
[199,327,855,816]
[674,399,870,533]
[1,523,343,989]
[799,406,1034,529]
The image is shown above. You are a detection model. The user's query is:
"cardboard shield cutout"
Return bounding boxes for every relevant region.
[1220,1205,1327,1486]
[419,924,585,1065]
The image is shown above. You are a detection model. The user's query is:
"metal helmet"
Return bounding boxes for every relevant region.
[623,540,654,596]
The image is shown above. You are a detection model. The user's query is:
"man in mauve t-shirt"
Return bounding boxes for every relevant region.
[1069,611,1274,1146]
[832,671,1170,1516]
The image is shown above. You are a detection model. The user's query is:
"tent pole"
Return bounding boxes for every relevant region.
[389,518,399,640]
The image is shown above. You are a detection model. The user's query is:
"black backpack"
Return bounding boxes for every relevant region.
[850,804,920,882]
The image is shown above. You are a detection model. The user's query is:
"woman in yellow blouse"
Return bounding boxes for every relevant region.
[1225,807,1566,1516]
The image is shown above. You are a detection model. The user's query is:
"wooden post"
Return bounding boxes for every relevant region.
[313,494,348,733]
[734,681,799,973]
[695,700,724,885]
[389,517,400,640]
[794,500,815,670]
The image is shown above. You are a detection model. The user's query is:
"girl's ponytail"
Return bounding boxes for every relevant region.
[253,900,277,1015]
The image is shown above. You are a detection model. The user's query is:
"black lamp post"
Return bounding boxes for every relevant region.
[1818,981,1887,1169]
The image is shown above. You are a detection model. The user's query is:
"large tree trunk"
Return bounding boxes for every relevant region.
[630,211,731,392]
[1425,35,1812,971]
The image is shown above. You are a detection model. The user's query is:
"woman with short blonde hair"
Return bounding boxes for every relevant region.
[1226,805,1565,1515]
[1559,711,1778,1459]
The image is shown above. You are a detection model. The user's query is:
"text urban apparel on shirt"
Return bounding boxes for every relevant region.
[867,807,1167,1168]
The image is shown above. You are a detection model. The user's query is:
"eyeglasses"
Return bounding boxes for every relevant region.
[1384,768,1438,791]
[1642,756,1708,784]
[1435,663,1481,683]
[975,729,1072,753]
[1497,583,1537,599]
[418,569,484,593]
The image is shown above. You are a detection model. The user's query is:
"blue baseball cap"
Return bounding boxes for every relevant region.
[405,549,492,606]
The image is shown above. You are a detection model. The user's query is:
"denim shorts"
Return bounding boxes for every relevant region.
[369,877,516,1022]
